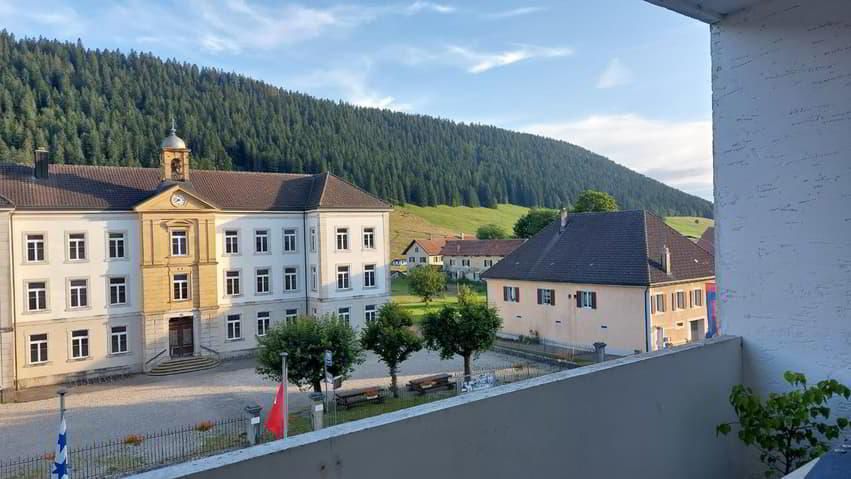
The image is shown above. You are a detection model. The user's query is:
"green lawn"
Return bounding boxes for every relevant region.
[391,277,486,323]
[398,204,529,237]
[665,216,714,239]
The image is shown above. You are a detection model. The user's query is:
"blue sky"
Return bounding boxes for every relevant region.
[0,0,713,199]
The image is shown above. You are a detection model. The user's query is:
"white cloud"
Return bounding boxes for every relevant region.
[522,114,713,199]
[485,6,545,19]
[448,45,572,74]
[596,57,634,89]
[290,68,413,112]
[407,1,455,14]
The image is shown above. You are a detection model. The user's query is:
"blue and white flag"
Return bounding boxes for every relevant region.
[51,413,68,479]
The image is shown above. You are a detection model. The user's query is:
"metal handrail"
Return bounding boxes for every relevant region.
[145,349,167,366]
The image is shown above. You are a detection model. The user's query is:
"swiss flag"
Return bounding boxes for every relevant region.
[264,384,287,439]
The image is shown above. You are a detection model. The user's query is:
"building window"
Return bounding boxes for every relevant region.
[448,259,455,266]
[311,265,318,291]
[462,259,470,267]
[108,232,126,259]
[691,289,704,307]
[110,326,128,354]
[25,234,45,262]
[419,257,426,264]
[363,227,375,249]
[226,314,242,340]
[285,309,298,323]
[224,230,240,255]
[336,227,349,250]
[673,291,686,311]
[107,277,127,306]
[225,270,241,296]
[363,264,376,288]
[336,265,351,290]
[71,329,89,359]
[503,286,519,303]
[68,233,86,261]
[652,293,666,313]
[484,259,493,268]
[255,230,269,254]
[256,268,270,294]
[26,281,47,311]
[173,273,189,301]
[29,334,48,364]
[284,267,298,292]
[68,279,88,309]
[408,256,415,264]
[309,227,317,252]
[577,290,597,309]
[537,288,555,306]
[256,311,270,337]
[337,307,351,324]
[364,304,377,323]
[414,247,419,253]
[283,228,297,252]
[171,230,188,256]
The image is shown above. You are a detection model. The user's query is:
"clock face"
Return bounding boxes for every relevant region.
[171,194,187,207]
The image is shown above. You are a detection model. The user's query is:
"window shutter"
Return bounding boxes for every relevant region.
[689,291,693,308]
[503,287,508,301]
[672,293,676,311]
[537,289,542,305]
[516,288,520,302]
[591,292,597,309]
[651,295,656,314]
[550,290,556,306]
[576,291,582,308]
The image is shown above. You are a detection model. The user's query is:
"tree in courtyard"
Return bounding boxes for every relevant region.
[572,190,619,213]
[360,302,423,398]
[476,223,508,239]
[422,286,502,381]
[513,208,559,238]
[256,315,364,392]
[408,265,446,304]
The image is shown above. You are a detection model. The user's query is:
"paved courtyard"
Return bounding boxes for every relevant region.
[0,350,528,459]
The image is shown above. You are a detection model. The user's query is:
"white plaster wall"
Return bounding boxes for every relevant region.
[0,211,13,395]
[317,211,390,300]
[712,0,851,397]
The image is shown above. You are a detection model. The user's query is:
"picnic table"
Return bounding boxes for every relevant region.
[407,373,454,395]
[335,386,386,409]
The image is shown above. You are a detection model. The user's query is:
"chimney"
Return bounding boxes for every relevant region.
[460,232,465,240]
[662,245,671,275]
[33,148,49,179]
[559,208,568,232]
[428,233,433,240]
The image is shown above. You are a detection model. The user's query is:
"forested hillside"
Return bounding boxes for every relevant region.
[0,32,712,217]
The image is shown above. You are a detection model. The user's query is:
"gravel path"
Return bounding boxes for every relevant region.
[0,350,526,459]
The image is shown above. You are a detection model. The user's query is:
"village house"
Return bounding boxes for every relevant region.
[441,239,525,281]
[401,237,453,268]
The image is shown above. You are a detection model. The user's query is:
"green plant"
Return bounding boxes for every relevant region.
[407,266,446,305]
[361,302,423,398]
[513,209,559,238]
[195,421,215,432]
[476,223,508,239]
[572,190,619,213]
[717,371,850,477]
[122,434,144,446]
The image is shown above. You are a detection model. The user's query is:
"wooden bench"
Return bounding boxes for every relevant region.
[335,386,386,409]
[407,373,454,395]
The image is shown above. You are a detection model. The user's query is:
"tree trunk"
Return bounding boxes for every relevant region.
[390,365,399,398]
[463,353,472,383]
[312,379,322,393]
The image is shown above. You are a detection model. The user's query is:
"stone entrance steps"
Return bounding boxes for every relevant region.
[148,356,220,376]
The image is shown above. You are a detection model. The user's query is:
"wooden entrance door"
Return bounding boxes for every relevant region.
[169,316,194,358]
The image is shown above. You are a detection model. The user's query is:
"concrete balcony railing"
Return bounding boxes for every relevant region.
[132,336,743,479]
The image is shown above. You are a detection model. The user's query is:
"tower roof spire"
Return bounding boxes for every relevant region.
[161,117,186,149]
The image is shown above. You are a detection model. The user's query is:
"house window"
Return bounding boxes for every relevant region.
[108,232,126,259]
[414,247,419,253]
[419,257,426,264]
[692,289,704,307]
[363,228,375,249]
[484,259,493,268]
[225,270,241,296]
[462,259,470,267]
[577,290,597,309]
[255,230,269,253]
[173,273,189,301]
[408,257,416,264]
[336,227,349,250]
[309,227,317,252]
[503,286,520,303]
[110,326,128,354]
[68,233,86,261]
[310,265,318,291]
[285,309,298,323]
[448,259,455,266]
[71,329,89,359]
[284,267,298,291]
[69,279,88,309]
[652,293,666,313]
[673,291,686,311]
[338,307,350,324]
[256,268,270,294]
[29,334,48,364]
[226,314,242,340]
[224,230,240,255]
[107,276,127,305]
[26,234,45,262]
[26,281,47,311]
[171,230,188,256]
[283,228,297,252]
[256,311,270,337]
[336,265,351,290]
[363,264,376,288]
[364,304,377,323]
[537,288,555,306]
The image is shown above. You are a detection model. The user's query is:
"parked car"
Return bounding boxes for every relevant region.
[392,259,408,266]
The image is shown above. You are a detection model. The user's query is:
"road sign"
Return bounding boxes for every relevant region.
[324,350,332,367]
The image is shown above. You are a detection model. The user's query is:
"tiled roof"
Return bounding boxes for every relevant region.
[403,237,450,256]
[440,239,526,257]
[481,210,714,286]
[697,226,715,255]
[0,163,390,211]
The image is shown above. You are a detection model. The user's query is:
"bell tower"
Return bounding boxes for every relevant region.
[160,119,190,182]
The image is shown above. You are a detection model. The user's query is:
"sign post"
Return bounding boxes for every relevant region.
[280,352,288,439]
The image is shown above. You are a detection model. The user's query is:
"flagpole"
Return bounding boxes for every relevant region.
[280,352,288,439]
[54,388,68,479]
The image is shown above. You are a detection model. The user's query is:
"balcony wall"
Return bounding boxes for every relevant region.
[132,336,742,479]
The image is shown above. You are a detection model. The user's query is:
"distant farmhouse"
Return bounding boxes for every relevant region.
[481,210,715,356]
[402,237,454,268]
[442,239,525,281]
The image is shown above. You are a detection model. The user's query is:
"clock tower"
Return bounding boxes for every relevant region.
[160,119,190,182]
